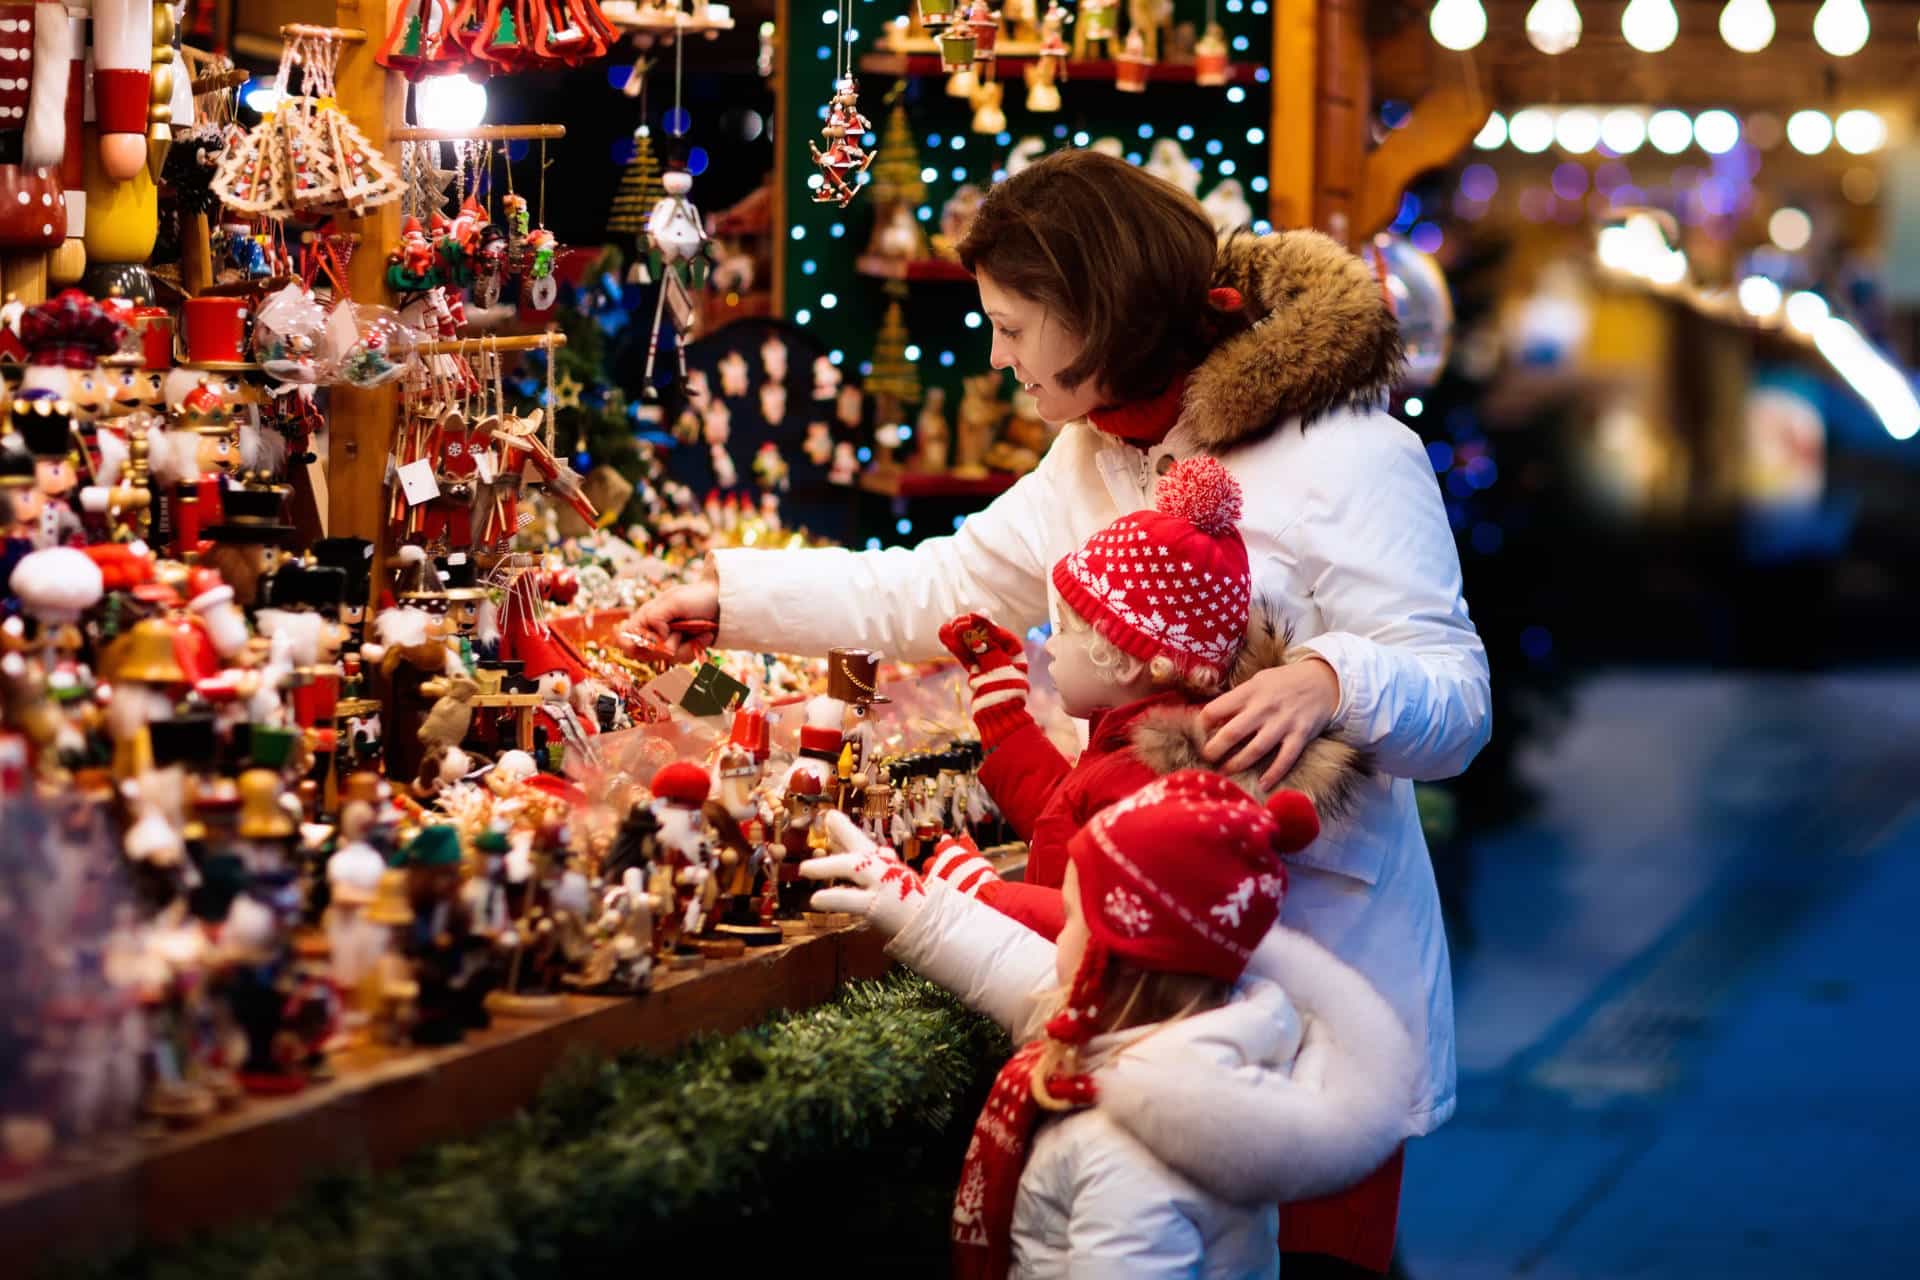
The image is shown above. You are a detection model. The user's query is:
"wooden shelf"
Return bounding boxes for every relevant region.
[859,468,1019,500]
[858,51,1259,85]
[856,255,973,283]
[0,923,890,1266]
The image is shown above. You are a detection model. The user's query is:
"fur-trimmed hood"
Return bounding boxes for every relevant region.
[1130,601,1373,825]
[1180,229,1405,453]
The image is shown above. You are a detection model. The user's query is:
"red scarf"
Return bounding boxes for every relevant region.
[952,1041,1098,1280]
[1087,372,1189,447]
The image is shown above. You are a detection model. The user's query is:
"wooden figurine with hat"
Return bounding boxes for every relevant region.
[11,394,83,547]
[704,718,777,938]
[401,824,491,1045]
[648,760,717,953]
[16,289,128,419]
[197,480,292,611]
[146,377,240,557]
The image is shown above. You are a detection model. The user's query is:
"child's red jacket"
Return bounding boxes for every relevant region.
[968,689,1195,939]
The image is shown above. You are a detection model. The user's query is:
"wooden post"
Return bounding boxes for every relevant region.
[327,0,403,611]
[1268,0,1317,232]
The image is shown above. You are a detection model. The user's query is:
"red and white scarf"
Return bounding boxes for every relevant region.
[951,1039,1097,1280]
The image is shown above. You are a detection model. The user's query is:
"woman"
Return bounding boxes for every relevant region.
[635,149,1490,1275]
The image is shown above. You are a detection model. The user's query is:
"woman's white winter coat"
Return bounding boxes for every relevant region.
[712,231,1488,1187]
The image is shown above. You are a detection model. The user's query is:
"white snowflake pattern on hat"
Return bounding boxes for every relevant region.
[1103,886,1155,937]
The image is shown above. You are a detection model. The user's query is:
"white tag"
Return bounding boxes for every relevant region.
[397,458,441,506]
[472,449,497,483]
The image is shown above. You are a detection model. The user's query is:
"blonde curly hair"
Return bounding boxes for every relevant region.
[1053,596,1230,697]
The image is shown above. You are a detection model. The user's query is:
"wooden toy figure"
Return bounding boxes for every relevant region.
[401,825,491,1045]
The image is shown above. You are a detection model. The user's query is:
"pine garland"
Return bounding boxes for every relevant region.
[64,974,1010,1279]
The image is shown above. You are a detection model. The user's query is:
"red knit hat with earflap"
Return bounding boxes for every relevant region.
[1050,456,1252,685]
[1045,770,1321,1047]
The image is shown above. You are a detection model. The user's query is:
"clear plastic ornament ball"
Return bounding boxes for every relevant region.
[1372,234,1455,391]
[329,304,420,389]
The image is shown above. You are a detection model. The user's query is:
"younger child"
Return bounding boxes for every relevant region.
[804,771,1416,1279]
[931,456,1365,939]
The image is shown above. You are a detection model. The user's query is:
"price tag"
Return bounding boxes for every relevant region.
[472,449,497,483]
[396,458,441,506]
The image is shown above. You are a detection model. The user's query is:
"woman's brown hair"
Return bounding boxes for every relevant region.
[957,148,1248,406]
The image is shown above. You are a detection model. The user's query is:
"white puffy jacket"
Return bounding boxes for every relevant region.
[894,881,1288,1278]
[894,878,1423,1273]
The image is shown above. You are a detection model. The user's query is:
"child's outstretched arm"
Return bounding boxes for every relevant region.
[803,813,1056,1037]
[1094,928,1420,1206]
[938,612,1073,839]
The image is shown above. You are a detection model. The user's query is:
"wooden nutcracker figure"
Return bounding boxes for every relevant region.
[146,378,238,557]
[12,395,82,546]
[650,760,717,943]
[703,741,766,923]
[825,645,889,780]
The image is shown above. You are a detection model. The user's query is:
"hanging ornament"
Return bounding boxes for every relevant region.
[809,76,876,208]
[1524,0,1582,53]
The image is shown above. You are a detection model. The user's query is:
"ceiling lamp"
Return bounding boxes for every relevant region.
[1835,109,1887,154]
[1812,0,1868,56]
[1787,110,1834,154]
[1647,109,1694,154]
[1718,0,1775,51]
[1555,109,1602,153]
[1525,0,1583,53]
[1600,109,1648,154]
[1509,108,1556,153]
[1430,0,1488,51]
[1621,0,1679,52]
[1693,110,1741,154]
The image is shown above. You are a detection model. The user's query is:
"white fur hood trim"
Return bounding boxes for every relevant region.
[1097,924,1421,1206]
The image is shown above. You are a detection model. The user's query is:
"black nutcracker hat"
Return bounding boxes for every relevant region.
[203,483,295,544]
[440,552,488,602]
[148,716,218,769]
[11,394,76,460]
[0,443,35,488]
[265,563,348,611]
[310,536,374,601]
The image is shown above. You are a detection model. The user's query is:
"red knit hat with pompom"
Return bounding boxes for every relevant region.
[1046,771,1321,1047]
[1051,456,1251,683]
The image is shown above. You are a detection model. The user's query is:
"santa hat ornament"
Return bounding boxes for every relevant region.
[1046,770,1319,1049]
[650,760,711,811]
[1051,456,1251,684]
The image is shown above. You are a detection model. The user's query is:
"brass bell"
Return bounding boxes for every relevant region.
[363,868,415,927]
[107,617,189,685]
[235,768,296,840]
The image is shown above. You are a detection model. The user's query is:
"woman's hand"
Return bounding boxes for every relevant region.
[628,562,720,664]
[1197,658,1341,791]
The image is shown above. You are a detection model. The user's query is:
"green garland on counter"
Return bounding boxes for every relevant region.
[68,973,1011,1279]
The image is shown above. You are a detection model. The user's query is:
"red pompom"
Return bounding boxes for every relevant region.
[1266,789,1321,854]
[650,760,712,807]
[1155,455,1243,535]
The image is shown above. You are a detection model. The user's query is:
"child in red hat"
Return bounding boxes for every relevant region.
[929,456,1365,940]
[804,770,1416,1279]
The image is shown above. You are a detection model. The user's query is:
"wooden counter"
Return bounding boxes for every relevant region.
[0,922,892,1265]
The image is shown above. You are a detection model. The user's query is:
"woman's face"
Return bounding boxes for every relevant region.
[1056,863,1088,989]
[978,270,1106,426]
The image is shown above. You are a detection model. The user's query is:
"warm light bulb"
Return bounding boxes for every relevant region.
[1648,109,1694,154]
[1474,112,1509,149]
[1601,109,1647,154]
[415,74,488,131]
[1429,0,1488,50]
[1737,275,1783,317]
[1718,0,1774,50]
[1525,0,1583,53]
[1693,110,1741,154]
[1555,109,1601,153]
[1787,110,1834,154]
[1769,206,1813,252]
[1509,108,1556,154]
[1785,291,1830,333]
[1812,0,1868,55]
[1621,0,1679,52]
[1835,109,1887,154]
